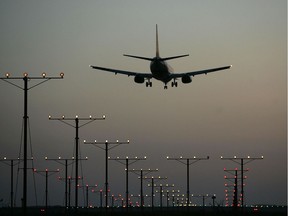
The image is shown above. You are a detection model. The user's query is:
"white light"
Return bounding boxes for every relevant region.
[89,115,92,119]
[248,156,250,159]
[58,156,61,159]
[116,140,119,143]
[105,140,108,143]
[60,72,64,78]
[5,73,10,78]
[261,156,264,159]
[75,115,78,119]
[127,139,130,143]
[4,157,7,160]
[42,72,46,78]
[23,72,28,77]
[48,115,51,119]
[94,140,97,143]
[62,115,65,119]
[83,140,86,143]
[234,156,237,159]
[102,115,106,119]
[45,157,48,160]
[193,156,196,159]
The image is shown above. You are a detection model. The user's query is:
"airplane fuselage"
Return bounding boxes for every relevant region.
[150,57,172,83]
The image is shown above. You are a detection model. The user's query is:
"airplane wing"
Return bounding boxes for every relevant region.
[90,65,153,78]
[170,65,232,78]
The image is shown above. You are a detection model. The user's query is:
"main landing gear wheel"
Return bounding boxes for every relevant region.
[171,81,178,87]
[146,81,152,87]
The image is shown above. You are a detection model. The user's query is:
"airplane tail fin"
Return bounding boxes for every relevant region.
[124,25,189,61]
[156,24,160,58]
[155,25,189,61]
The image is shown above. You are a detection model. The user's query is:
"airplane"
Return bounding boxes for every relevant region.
[90,25,231,89]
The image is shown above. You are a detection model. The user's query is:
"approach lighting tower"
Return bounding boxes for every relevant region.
[129,168,158,207]
[48,115,105,208]
[167,156,209,206]
[0,72,63,215]
[108,156,146,208]
[83,139,129,208]
[221,156,263,208]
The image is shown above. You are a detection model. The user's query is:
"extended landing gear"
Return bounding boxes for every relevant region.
[146,80,152,87]
[171,81,178,87]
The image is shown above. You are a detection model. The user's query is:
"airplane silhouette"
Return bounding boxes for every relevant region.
[90,25,231,89]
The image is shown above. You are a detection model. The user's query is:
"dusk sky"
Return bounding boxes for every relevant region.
[0,0,286,207]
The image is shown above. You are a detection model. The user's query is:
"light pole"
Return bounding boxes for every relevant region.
[83,140,129,208]
[108,156,146,208]
[224,168,248,207]
[34,168,59,213]
[45,156,87,209]
[0,72,64,215]
[167,156,209,207]
[154,184,174,208]
[146,176,167,208]
[0,157,23,210]
[78,184,97,208]
[49,115,105,209]
[129,168,158,207]
[221,156,263,208]
[91,188,104,208]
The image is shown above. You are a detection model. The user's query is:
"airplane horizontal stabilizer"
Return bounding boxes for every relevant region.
[162,54,189,61]
[123,54,153,61]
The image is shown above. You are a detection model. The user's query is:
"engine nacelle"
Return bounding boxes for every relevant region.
[134,75,145,84]
[181,75,192,84]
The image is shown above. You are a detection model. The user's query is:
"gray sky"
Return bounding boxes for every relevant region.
[0,0,286,207]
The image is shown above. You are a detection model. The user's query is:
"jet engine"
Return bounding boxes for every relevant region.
[134,75,145,84]
[181,75,192,83]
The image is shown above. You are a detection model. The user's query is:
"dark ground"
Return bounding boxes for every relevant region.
[0,206,286,216]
